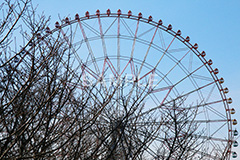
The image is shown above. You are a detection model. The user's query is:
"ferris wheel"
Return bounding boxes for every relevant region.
[6,9,238,159]
[48,9,238,159]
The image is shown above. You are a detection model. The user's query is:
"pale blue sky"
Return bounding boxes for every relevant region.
[34,0,240,158]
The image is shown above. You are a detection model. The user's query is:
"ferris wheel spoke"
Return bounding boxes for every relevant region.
[130,19,140,58]
[161,63,205,91]
[193,119,230,124]
[50,34,83,83]
[69,22,79,47]
[119,58,133,77]
[192,74,213,81]
[59,29,85,73]
[77,20,100,74]
[117,17,120,74]
[81,66,110,103]
[153,49,192,91]
[183,103,226,119]
[81,64,99,80]
[191,134,229,143]
[138,27,156,38]
[81,20,100,36]
[116,16,121,114]
[126,113,230,128]
[163,80,216,105]
[196,97,225,109]
[168,47,189,53]
[120,18,135,37]
[166,101,226,122]
[72,39,84,52]
[188,52,193,72]
[102,57,119,78]
[210,121,228,138]
[205,84,216,102]
[137,26,158,76]
[127,96,185,121]
[158,29,166,50]
[154,35,176,69]
[124,79,147,109]
[97,15,108,58]
[103,17,118,35]
[147,92,162,108]
[125,86,223,124]
[127,120,229,126]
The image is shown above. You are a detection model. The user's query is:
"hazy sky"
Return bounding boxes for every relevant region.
[34,0,240,158]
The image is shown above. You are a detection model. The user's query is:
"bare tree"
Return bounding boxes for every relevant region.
[0,1,218,159]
